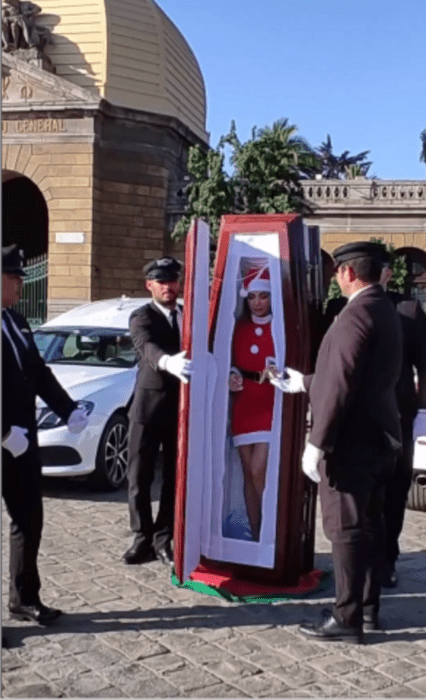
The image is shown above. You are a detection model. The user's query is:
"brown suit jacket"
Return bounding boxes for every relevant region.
[305,285,403,492]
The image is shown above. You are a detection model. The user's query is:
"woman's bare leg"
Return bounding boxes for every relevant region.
[251,443,269,537]
[238,443,268,541]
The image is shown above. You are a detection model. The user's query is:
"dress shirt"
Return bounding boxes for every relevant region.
[152,300,183,370]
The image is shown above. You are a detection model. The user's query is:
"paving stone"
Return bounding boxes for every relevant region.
[233,670,291,696]
[1,651,26,672]
[3,682,63,697]
[345,667,395,692]
[178,641,231,665]
[105,634,168,660]
[309,652,364,676]
[163,663,221,691]
[125,676,180,697]
[204,656,262,683]
[76,642,127,669]
[36,654,91,682]
[141,651,188,673]
[57,633,98,653]
[269,661,330,688]
[252,626,299,647]
[407,675,426,695]
[411,651,426,669]
[189,682,249,697]
[377,658,426,683]
[301,680,358,697]
[54,669,113,696]
[378,684,423,697]
[100,660,155,690]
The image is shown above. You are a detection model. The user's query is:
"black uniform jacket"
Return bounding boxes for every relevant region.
[387,292,426,418]
[2,308,76,439]
[128,302,181,426]
[305,285,403,492]
[323,291,426,419]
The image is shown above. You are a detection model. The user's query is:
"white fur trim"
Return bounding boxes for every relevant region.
[247,278,271,294]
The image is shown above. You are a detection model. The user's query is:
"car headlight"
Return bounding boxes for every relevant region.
[37,400,95,430]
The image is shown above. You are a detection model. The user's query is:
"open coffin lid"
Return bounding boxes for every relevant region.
[174,215,317,585]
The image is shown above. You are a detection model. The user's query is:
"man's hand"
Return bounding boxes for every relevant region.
[229,369,243,392]
[302,442,324,483]
[164,351,193,384]
[270,367,306,393]
[2,426,29,458]
[67,408,89,434]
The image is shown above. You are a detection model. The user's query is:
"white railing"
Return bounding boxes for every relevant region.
[302,179,426,205]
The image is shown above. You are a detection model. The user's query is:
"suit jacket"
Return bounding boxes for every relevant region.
[305,285,403,491]
[387,291,426,419]
[2,308,76,439]
[323,291,426,419]
[128,302,181,426]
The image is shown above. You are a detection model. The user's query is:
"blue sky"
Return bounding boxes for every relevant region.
[159,0,425,180]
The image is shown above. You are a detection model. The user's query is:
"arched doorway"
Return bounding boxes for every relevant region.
[2,172,49,325]
[396,246,426,307]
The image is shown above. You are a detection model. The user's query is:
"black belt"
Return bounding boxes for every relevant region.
[238,368,269,384]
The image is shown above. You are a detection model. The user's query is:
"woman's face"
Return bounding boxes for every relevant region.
[247,291,271,317]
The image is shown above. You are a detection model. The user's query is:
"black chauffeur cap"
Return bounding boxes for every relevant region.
[2,244,26,276]
[332,241,386,267]
[143,256,182,281]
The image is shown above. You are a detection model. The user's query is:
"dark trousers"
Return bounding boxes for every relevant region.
[127,421,178,552]
[2,443,43,608]
[384,417,414,565]
[319,460,387,628]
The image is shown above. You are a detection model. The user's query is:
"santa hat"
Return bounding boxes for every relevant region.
[240,265,271,298]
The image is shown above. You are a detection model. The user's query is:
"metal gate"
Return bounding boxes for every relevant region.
[14,253,48,328]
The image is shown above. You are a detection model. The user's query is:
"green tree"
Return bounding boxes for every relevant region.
[420,129,426,164]
[316,134,372,180]
[172,119,319,240]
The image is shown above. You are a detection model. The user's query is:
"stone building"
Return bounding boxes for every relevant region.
[2,0,208,321]
[302,177,426,303]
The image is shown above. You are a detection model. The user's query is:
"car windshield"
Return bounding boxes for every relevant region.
[33,328,136,367]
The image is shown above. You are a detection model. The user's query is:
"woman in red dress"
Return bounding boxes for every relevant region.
[229,266,275,541]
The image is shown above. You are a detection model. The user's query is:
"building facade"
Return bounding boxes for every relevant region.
[2,0,208,320]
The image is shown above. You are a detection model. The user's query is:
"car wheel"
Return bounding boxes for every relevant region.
[407,474,426,512]
[89,413,128,491]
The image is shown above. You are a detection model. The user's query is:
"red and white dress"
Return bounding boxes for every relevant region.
[231,313,275,446]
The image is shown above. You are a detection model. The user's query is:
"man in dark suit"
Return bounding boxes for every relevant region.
[124,256,192,567]
[2,244,88,626]
[272,242,403,644]
[379,254,426,586]
[321,250,426,588]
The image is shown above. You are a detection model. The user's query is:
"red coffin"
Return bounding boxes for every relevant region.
[174,214,321,586]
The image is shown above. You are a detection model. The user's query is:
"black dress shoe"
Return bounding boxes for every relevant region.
[155,543,174,567]
[123,541,155,565]
[9,603,62,625]
[363,614,381,631]
[299,611,363,645]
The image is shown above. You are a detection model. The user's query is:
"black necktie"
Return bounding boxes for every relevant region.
[170,309,180,345]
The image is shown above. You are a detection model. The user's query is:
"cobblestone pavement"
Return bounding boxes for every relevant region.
[2,474,426,698]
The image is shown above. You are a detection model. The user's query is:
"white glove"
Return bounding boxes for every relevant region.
[270,367,306,393]
[67,408,89,434]
[164,350,193,384]
[2,426,29,457]
[302,442,324,483]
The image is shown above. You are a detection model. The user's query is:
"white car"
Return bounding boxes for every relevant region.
[33,296,150,490]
